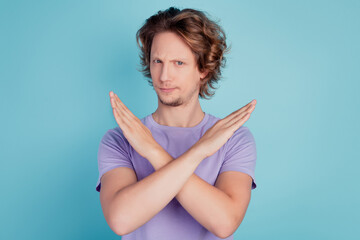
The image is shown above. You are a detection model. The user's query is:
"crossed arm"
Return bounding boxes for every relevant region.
[105,91,256,237]
[144,145,253,239]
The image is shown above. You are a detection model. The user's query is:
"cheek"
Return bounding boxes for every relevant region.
[150,66,159,80]
[188,69,201,84]
[181,68,197,79]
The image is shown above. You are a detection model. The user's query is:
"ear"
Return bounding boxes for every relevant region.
[200,70,209,80]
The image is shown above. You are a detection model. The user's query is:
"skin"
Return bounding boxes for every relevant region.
[150,31,209,128]
[104,31,257,237]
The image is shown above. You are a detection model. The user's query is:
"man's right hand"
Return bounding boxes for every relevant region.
[193,99,257,158]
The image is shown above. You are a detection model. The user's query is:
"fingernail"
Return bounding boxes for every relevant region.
[110,91,114,97]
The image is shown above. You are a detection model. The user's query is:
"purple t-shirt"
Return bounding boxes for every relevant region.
[96,112,257,240]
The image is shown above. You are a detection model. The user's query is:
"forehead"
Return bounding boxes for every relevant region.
[150,31,195,61]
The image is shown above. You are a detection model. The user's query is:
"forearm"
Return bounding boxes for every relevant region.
[148,148,236,237]
[110,145,204,235]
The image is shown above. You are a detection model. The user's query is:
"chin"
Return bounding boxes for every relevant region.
[158,95,183,107]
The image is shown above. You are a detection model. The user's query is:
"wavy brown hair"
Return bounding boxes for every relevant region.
[136,7,231,99]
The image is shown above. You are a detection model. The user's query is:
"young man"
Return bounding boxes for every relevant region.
[96,7,257,240]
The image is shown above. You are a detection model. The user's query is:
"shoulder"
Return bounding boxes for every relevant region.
[206,113,255,142]
[100,127,130,150]
[232,126,254,141]
[102,127,125,140]
[100,114,150,146]
[225,126,256,153]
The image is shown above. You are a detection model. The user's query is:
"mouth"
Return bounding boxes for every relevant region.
[159,88,176,93]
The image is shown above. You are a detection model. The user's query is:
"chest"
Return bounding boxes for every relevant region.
[129,142,226,186]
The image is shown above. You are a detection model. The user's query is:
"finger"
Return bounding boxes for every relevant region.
[224,100,255,125]
[226,112,251,133]
[109,92,129,121]
[232,112,251,131]
[225,100,255,121]
[224,104,255,128]
[110,92,133,124]
[113,107,125,128]
[113,93,140,123]
[110,92,125,116]
[110,91,134,131]
[113,93,131,113]
[113,100,134,127]
[110,96,117,109]
[110,91,114,107]
[234,100,256,118]
[113,107,133,131]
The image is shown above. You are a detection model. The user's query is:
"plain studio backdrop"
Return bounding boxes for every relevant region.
[0,0,359,239]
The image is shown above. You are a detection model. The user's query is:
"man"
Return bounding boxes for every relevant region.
[96,7,257,240]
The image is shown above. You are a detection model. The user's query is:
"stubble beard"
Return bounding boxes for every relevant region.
[156,83,200,107]
[158,95,183,107]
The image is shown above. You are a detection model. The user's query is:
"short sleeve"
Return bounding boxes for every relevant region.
[95,127,134,192]
[219,126,257,190]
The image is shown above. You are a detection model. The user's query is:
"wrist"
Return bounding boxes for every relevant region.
[189,142,208,160]
[147,143,173,167]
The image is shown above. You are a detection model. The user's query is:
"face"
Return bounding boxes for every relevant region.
[149,31,207,107]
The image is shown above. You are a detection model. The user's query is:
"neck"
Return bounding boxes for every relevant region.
[152,98,205,128]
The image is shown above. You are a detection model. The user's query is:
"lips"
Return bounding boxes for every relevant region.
[160,87,176,93]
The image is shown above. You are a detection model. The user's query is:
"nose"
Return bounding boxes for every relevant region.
[159,62,171,82]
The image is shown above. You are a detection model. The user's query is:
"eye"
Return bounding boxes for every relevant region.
[153,59,161,63]
[176,61,184,66]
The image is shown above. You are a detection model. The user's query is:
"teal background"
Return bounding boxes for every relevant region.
[1,0,359,239]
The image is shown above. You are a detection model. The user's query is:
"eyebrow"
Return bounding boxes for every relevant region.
[151,55,188,61]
